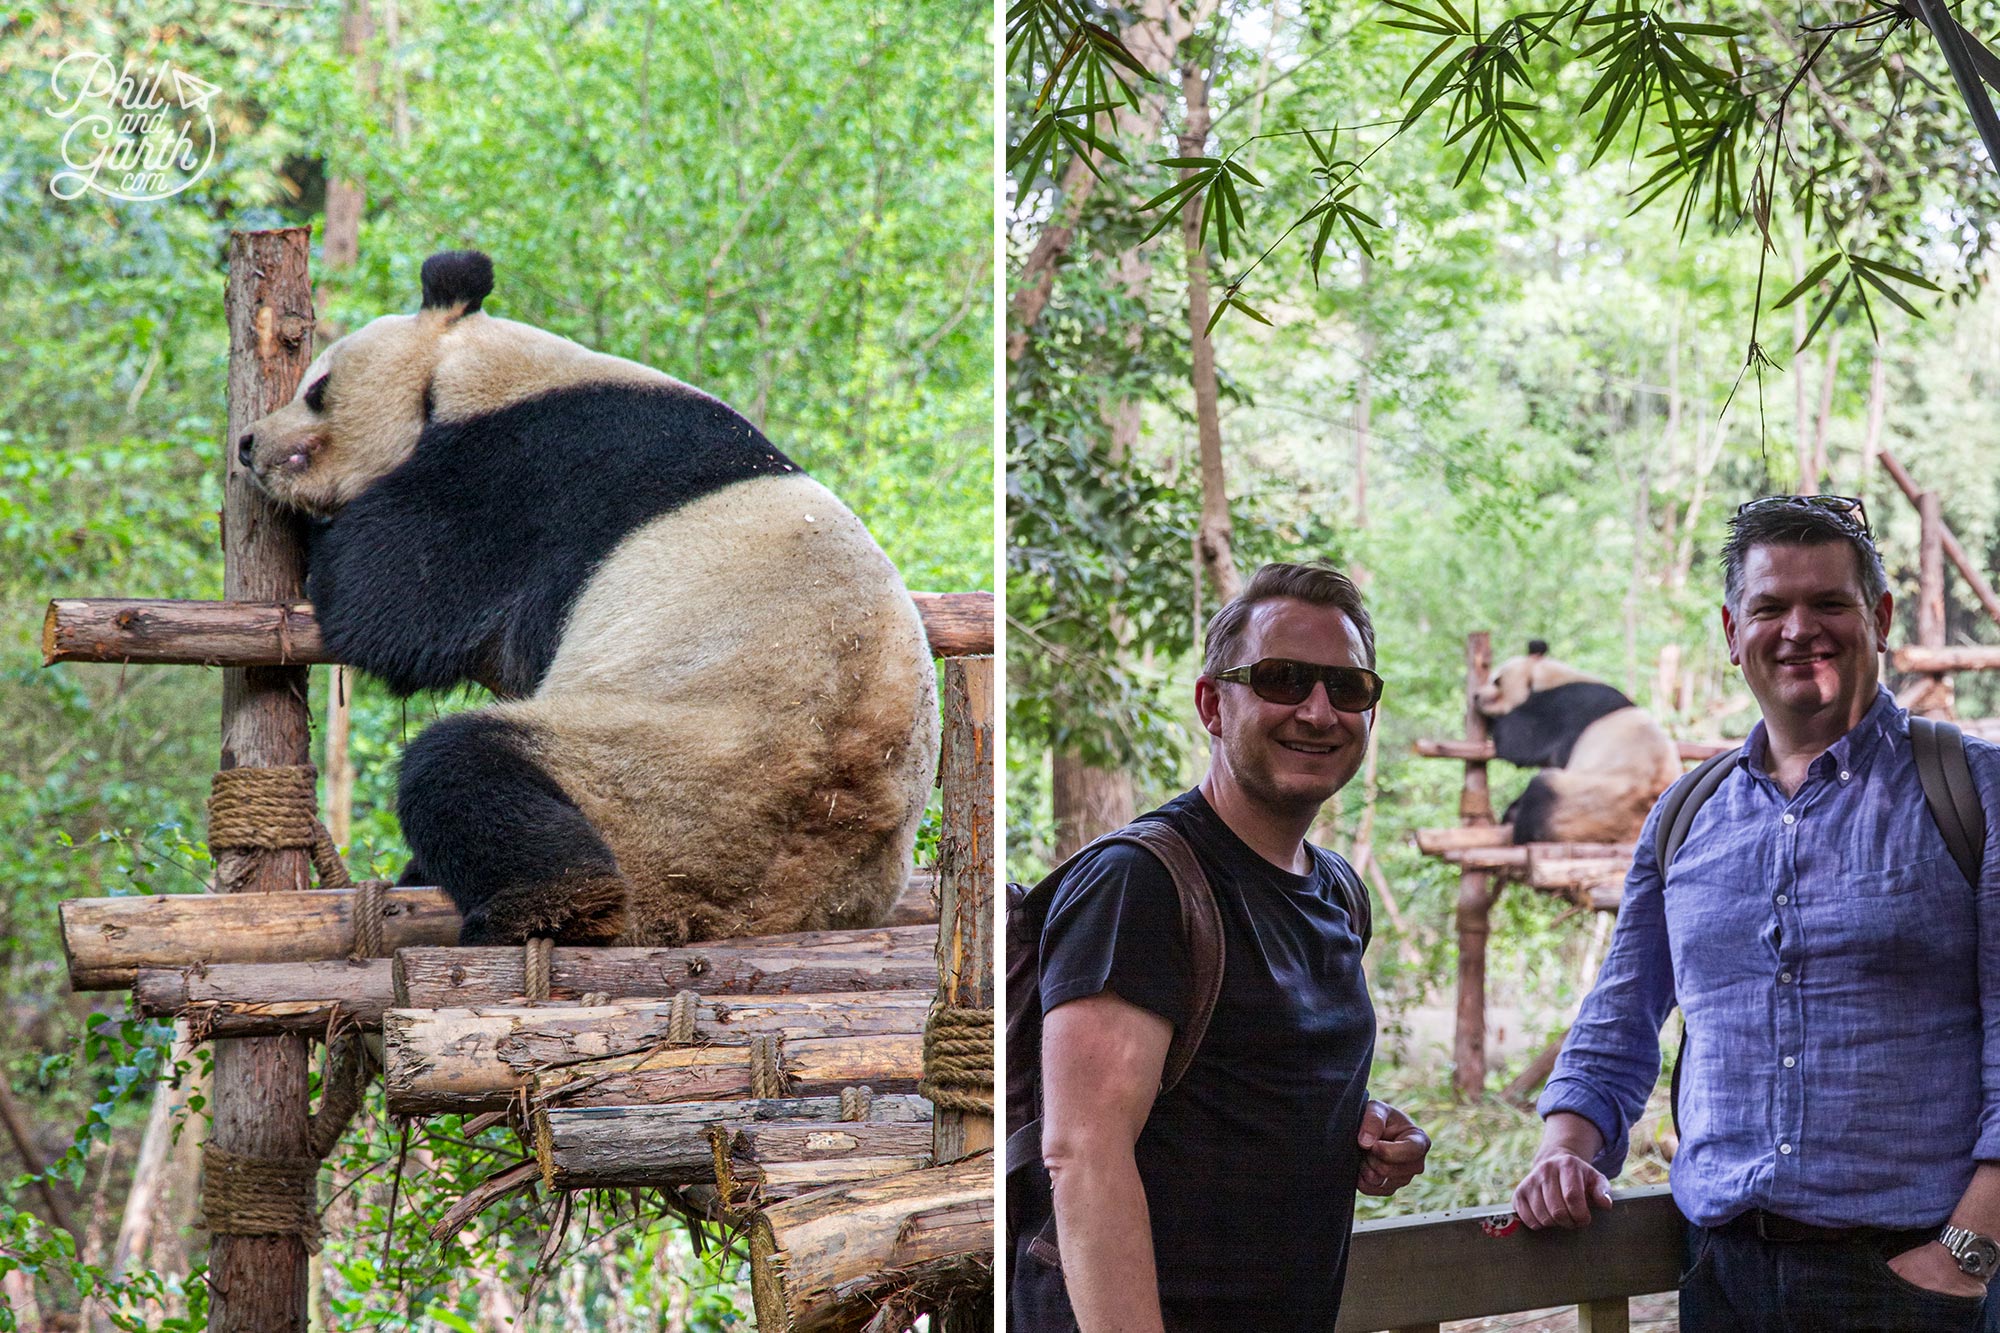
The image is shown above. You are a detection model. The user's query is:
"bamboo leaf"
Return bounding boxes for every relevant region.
[1797,274,1849,353]
[1770,252,1843,311]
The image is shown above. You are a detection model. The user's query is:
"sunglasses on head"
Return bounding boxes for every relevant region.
[1736,493,1871,538]
[1213,658,1384,711]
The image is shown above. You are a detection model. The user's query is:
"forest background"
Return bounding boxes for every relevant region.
[1008,0,2000,1225]
[0,1,993,1329]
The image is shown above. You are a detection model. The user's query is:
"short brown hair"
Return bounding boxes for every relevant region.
[1201,562,1376,676]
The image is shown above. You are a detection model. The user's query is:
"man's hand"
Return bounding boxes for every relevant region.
[1513,1147,1613,1229]
[1356,1099,1430,1197]
[1513,1112,1613,1230]
[1888,1241,1989,1301]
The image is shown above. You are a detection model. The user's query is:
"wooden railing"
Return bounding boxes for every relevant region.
[1336,1186,1682,1333]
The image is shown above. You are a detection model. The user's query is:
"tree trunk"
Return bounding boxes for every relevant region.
[1051,752,1134,860]
[1861,347,1887,488]
[107,1022,206,1323]
[1810,325,1842,491]
[1180,59,1239,606]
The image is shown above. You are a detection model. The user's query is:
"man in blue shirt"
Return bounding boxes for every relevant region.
[1512,497,2000,1331]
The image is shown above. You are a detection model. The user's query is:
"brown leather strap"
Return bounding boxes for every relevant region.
[1110,822,1225,1096]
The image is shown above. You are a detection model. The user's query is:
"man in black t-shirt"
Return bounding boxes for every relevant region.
[1016,562,1431,1333]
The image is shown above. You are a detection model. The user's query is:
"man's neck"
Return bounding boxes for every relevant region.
[1199,773,1317,874]
[1760,697,1873,796]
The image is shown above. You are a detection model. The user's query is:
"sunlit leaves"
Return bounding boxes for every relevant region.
[1575,6,1744,168]
[1139,156,1262,262]
[1772,249,1944,349]
[1392,2,1560,184]
[1006,0,1153,186]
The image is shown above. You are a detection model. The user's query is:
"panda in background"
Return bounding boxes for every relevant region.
[237,250,939,948]
[1473,640,1682,846]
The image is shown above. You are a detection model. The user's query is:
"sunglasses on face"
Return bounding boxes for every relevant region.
[1212,658,1384,711]
[1735,493,1871,538]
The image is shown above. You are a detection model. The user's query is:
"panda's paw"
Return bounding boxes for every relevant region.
[455,873,630,947]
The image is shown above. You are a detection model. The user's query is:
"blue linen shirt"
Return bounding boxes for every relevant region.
[1539,688,2000,1229]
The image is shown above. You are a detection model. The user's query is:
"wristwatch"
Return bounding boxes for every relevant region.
[1940,1224,2000,1281]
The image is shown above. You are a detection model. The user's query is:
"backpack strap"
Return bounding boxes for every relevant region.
[1909,717,1985,887]
[1654,747,1744,868]
[1110,822,1225,1095]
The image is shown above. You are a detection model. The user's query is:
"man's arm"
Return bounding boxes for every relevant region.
[1888,1164,2000,1298]
[1041,991,1174,1333]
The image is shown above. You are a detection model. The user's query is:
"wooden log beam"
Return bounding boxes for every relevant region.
[64,877,936,992]
[384,993,930,1112]
[1417,739,1734,763]
[1413,825,1514,855]
[1891,645,2000,673]
[135,960,392,1037]
[933,657,995,1164]
[1456,632,1496,1100]
[62,888,459,990]
[393,928,937,1010]
[43,591,995,665]
[1878,447,2000,629]
[713,1122,935,1210]
[747,1155,994,1333]
[210,224,316,1333]
[534,1096,932,1191]
[1331,1186,1682,1332]
[447,1034,924,1119]
[1527,857,1635,892]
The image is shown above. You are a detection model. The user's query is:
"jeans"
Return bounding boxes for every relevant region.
[1680,1222,1991,1332]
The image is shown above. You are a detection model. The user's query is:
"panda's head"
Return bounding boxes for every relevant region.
[1475,640,1597,716]
[239,250,681,518]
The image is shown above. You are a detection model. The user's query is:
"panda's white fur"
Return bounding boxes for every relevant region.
[1475,644,1681,845]
[238,251,938,946]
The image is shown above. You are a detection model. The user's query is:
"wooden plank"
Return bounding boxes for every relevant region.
[748,1156,993,1333]
[64,880,936,992]
[135,960,392,1037]
[384,993,930,1112]
[1413,826,1514,855]
[1527,857,1635,892]
[501,1034,922,1118]
[713,1122,935,1209]
[1879,446,2000,629]
[43,590,994,664]
[1332,1186,1683,1332]
[1892,645,2000,673]
[1578,1297,1632,1333]
[535,1096,932,1191]
[392,930,937,1010]
[1456,632,1496,1097]
[61,888,459,990]
[1418,739,1735,763]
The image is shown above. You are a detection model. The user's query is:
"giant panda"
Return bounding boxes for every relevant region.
[237,250,939,947]
[1473,641,1681,846]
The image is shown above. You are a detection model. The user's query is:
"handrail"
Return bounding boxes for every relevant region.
[1336,1185,1682,1332]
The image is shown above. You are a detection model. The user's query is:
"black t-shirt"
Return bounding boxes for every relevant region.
[1018,788,1376,1332]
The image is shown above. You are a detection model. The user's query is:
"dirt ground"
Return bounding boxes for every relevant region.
[1444,1292,1680,1331]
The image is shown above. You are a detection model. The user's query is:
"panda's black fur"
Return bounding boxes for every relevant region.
[239,250,939,948]
[307,384,799,698]
[1489,682,1638,769]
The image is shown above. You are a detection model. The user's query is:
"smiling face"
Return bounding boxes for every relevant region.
[1722,540,1892,735]
[1195,597,1372,820]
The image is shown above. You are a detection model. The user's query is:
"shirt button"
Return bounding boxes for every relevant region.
[1776,894,1789,905]
[1782,813,1796,825]
[1779,972,1793,983]
[1840,771,1851,781]
[1780,1143,1793,1155]
[1783,1056,1796,1068]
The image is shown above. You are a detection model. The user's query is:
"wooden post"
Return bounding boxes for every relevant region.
[1916,491,1952,719]
[1578,1296,1633,1332]
[210,227,317,1333]
[934,655,994,1332]
[1455,632,1496,1099]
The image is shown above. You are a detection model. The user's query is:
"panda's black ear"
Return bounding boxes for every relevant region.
[420,251,495,315]
[1527,639,1549,656]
